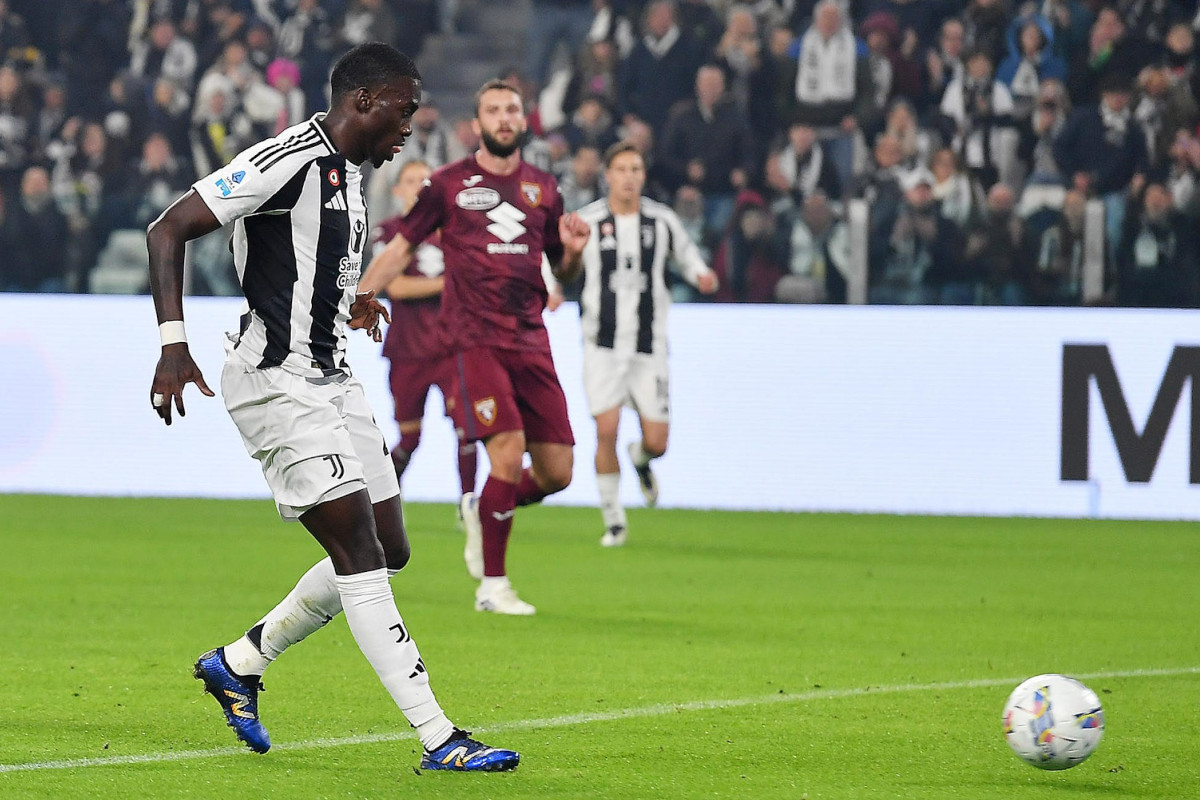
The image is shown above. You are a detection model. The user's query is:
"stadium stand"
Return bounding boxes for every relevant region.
[0,0,1198,307]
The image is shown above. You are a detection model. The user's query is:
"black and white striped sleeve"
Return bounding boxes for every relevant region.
[191,127,328,225]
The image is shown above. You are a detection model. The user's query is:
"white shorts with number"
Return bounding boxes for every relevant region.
[221,351,400,520]
[582,343,670,422]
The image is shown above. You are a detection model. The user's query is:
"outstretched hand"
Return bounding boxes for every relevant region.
[349,289,391,341]
[150,344,214,425]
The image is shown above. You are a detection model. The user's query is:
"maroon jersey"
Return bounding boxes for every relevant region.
[373,215,447,362]
[395,155,565,352]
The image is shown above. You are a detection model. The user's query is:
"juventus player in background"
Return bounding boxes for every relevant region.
[146,43,519,771]
[361,80,590,616]
[576,143,718,546]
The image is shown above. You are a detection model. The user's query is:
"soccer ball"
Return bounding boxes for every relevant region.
[1002,674,1104,770]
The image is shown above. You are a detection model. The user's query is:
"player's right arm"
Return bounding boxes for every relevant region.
[384,270,444,300]
[147,190,222,425]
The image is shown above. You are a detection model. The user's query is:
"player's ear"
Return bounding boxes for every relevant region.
[355,88,372,113]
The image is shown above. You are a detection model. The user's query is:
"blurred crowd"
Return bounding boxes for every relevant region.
[2,0,1200,307]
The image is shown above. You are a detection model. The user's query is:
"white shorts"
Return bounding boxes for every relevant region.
[222,353,400,520]
[582,343,670,422]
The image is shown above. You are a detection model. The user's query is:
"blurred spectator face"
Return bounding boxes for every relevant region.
[768,26,794,58]
[572,146,601,186]
[82,123,107,158]
[814,3,842,38]
[142,134,172,169]
[1140,67,1169,98]
[0,66,19,101]
[606,149,646,206]
[393,160,431,214]
[1143,184,1172,221]
[547,133,569,163]
[1166,24,1193,57]
[247,23,272,51]
[874,134,901,168]
[624,118,654,154]
[787,122,816,154]
[940,20,964,57]
[588,39,616,69]
[223,41,248,69]
[1036,80,1064,111]
[695,67,725,109]
[645,1,675,38]
[20,167,52,209]
[150,20,176,49]
[930,148,957,182]
[727,9,756,41]
[886,102,915,134]
[1101,86,1131,114]
[986,183,1014,217]
[739,206,772,240]
[44,84,66,110]
[1019,22,1044,57]
[153,79,176,108]
[674,185,703,220]
[577,97,605,127]
[966,51,993,81]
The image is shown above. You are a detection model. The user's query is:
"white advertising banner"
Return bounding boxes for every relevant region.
[0,295,1196,519]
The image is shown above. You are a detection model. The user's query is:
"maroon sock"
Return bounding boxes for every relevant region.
[514,467,549,507]
[478,475,517,577]
[457,441,478,496]
[391,430,421,478]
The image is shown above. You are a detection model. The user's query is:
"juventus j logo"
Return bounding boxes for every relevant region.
[323,454,345,478]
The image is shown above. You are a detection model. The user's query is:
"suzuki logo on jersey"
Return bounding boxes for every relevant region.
[337,256,361,288]
[486,202,529,254]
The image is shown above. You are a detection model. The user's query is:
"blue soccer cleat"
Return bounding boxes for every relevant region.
[193,648,271,753]
[419,729,520,772]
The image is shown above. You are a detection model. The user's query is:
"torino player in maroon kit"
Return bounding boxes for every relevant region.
[372,160,478,505]
[361,80,589,615]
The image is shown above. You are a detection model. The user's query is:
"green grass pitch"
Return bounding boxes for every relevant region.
[1,494,1198,799]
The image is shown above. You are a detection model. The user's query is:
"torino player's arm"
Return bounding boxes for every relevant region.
[361,231,417,295]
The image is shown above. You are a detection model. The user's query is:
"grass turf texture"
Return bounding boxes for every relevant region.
[0,495,1197,799]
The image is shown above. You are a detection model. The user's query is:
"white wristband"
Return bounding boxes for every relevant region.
[159,320,187,347]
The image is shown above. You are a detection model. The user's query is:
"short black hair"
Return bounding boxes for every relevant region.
[330,43,421,100]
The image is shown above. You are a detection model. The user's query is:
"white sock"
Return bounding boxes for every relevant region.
[223,559,400,678]
[334,568,454,751]
[479,575,510,594]
[630,441,653,468]
[596,471,626,529]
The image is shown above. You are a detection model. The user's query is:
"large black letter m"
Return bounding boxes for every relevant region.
[1061,345,1200,483]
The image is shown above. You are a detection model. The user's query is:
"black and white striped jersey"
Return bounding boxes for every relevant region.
[191,115,369,377]
[576,197,710,356]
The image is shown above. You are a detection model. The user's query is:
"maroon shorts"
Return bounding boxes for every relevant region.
[447,346,575,445]
[387,357,452,423]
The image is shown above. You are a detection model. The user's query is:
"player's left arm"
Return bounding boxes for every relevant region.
[544,181,589,284]
[665,208,718,294]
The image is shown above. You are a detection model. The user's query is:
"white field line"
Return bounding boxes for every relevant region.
[3,665,1197,775]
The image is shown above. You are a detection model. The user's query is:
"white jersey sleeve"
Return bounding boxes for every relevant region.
[661,205,713,287]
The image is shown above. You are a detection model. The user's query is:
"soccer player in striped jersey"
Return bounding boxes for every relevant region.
[575,142,718,546]
[146,43,518,772]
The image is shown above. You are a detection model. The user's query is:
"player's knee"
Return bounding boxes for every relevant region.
[542,462,573,494]
[644,440,667,459]
[384,537,411,572]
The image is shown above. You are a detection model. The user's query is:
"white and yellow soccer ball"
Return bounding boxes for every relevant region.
[1002,674,1105,770]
